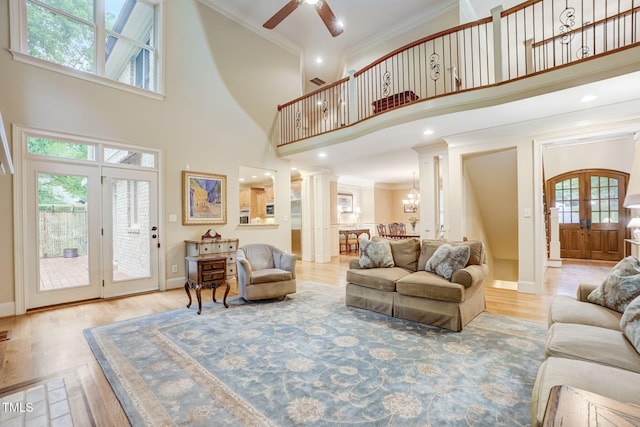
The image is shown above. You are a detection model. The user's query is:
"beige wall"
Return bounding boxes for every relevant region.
[342,7,460,76]
[0,0,301,310]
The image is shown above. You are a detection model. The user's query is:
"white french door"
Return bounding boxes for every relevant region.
[101,167,159,297]
[18,130,161,311]
[26,161,103,308]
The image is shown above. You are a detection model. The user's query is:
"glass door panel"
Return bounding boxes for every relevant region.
[37,172,90,290]
[111,178,151,281]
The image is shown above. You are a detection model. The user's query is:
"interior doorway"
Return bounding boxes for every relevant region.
[546,169,628,261]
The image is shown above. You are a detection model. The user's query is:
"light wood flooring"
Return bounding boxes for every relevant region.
[0,256,614,426]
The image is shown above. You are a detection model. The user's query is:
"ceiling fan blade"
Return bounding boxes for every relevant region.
[263,0,300,30]
[316,1,343,37]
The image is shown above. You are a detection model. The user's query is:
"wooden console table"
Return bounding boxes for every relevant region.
[371,90,419,114]
[542,385,640,426]
[338,229,370,254]
[185,238,238,280]
[185,255,229,314]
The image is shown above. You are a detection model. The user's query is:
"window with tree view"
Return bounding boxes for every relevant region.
[21,0,158,92]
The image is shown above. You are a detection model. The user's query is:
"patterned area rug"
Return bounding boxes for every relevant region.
[84,282,546,426]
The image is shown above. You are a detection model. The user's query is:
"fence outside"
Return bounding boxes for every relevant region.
[39,208,88,258]
[277,0,640,146]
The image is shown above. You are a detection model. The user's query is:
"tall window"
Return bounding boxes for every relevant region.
[13,0,159,93]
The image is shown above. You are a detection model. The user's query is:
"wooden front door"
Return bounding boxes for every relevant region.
[547,169,628,261]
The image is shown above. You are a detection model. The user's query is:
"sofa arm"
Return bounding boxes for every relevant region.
[577,283,599,302]
[452,264,487,288]
[348,258,362,270]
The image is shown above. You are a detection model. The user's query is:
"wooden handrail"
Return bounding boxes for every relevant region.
[501,0,543,17]
[354,17,492,78]
[532,6,640,49]
[278,77,349,111]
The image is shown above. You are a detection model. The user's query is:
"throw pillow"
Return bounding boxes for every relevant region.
[359,238,395,269]
[620,295,640,354]
[425,243,470,281]
[588,256,640,313]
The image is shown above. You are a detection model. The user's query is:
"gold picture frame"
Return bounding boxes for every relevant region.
[182,171,227,225]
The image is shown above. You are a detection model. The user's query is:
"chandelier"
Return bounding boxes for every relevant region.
[402,172,420,212]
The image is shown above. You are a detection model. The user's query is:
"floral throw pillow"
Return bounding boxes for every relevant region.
[425,243,470,281]
[359,238,395,269]
[588,256,640,313]
[620,295,640,354]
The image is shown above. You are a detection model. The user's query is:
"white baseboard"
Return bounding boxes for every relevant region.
[547,258,562,268]
[518,280,537,294]
[0,301,16,318]
[166,277,186,290]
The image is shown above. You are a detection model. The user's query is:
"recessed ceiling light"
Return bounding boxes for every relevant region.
[251,175,258,179]
[580,94,597,103]
[318,152,327,158]
[423,129,434,135]
[291,167,297,171]
[316,57,323,64]
[239,178,245,182]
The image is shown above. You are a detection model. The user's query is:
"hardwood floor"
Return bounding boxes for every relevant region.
[0,256,613,426]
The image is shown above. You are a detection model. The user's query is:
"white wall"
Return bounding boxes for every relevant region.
[0,0,301,309]
[543,137,635,179]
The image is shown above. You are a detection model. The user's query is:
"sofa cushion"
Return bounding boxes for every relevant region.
[588,256,640,313]
[545,322,640,373]
[531,357,640,427]
[241,244,275,270]
[621,295,640,354]
[425,243,470,280]
[396,271,465,302]
[359,238,394,269]
[548,295,622,330]
[251,268,293,284]
[418,239,484,271]
[388,238,421,271]
[346,267,409,292]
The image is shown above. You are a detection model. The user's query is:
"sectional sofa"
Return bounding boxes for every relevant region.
[531,257,640,426]
[345,237,488,331]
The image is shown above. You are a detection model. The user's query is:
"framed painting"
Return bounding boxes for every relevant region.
[337,193,353,213]
[404,204,418,213]
[182,171,227,225]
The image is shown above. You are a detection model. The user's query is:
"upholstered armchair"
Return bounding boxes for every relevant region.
[236,244,297,301]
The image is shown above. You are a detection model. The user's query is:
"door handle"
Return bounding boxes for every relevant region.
[580,219,585,229]
[586,219,591,230]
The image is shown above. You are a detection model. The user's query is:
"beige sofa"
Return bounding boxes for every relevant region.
[531,283,640,426]
[345,238,488,331]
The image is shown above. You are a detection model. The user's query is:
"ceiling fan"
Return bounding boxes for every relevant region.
[263,0,344,37]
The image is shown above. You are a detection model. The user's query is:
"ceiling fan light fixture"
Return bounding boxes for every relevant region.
[304,0,321,5]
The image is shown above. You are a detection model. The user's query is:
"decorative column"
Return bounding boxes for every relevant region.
[300,169,332,263]
[548,207,562,267]
[413,141,448,240]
